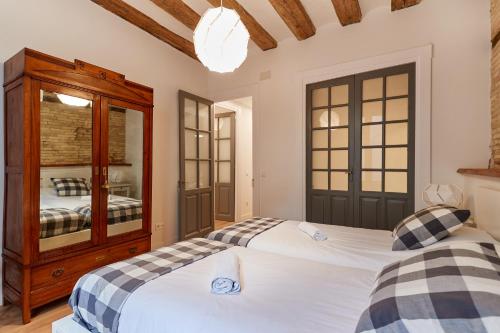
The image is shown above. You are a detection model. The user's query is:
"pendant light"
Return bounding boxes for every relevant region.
[194,0,249,73]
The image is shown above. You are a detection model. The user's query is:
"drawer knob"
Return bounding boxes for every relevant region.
[95,255,107,262]
[52,268,64,278]
[128,247,138,254]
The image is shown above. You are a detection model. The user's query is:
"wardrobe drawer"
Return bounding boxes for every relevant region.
[107,238,150,262]
[31,276,79,308]
[31,239,150,289]
[32,251,107,289]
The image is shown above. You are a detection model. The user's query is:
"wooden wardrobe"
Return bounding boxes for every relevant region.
[2,49,153,322]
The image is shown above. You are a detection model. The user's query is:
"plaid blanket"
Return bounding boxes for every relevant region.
[39,208,88,238]
[356,242,500,333]
[75,198,142,225]
[69,238,232,333]
[207,217,285,247]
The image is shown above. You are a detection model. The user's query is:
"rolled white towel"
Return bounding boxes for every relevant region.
[298,222,328,241]
[211,251,241,295]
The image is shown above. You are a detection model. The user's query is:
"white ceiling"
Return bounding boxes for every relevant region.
[123,0,391,50]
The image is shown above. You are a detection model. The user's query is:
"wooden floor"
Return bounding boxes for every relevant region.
[0,219,235,332]
[215,219,234,230]
[0,299,71,333]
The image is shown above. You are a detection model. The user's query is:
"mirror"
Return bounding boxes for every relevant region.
[107,105,144,237]
[39,90,93,252]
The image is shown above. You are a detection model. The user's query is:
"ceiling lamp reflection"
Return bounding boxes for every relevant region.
[56,93,90,107]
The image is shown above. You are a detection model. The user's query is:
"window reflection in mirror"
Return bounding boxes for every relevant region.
[107,105,143,237]
[39,90,93,252]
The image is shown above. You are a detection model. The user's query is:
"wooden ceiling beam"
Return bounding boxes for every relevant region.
[90,0,197,59]
[391,0,422,11]
[330,0,362,26]
[150,0,200,30]
[206,0,277,50]
[268,0,316,40]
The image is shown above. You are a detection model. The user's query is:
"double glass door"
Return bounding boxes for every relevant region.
[306,63,415,230]
[37,82,148,254]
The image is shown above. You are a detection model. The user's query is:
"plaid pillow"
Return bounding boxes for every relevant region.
[392,205,470,251]
[356,242,500,333]
[51,177,90,196]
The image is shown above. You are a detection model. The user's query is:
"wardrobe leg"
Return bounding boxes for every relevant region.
[22,305,32,324]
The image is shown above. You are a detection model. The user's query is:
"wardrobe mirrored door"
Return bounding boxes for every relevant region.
[105,103,145,237]
[38,87,96,252]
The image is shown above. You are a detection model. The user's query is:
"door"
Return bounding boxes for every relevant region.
[306,63,415,230]
[101,97,152,242]
[179,90,214,240]
[214,112,236,222]
[35,82,100,256]
[306,76,355,226]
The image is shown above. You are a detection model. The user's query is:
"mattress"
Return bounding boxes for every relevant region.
[247,221,497,271]
[56,246,374,333]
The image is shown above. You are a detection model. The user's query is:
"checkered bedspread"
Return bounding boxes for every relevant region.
[207,217,285,247]
[356,242,500,332]
[39,208,89,238]
[69,238,232,333]
[75,198,143,226]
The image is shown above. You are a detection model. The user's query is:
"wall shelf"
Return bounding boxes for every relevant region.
[457,168,500,178]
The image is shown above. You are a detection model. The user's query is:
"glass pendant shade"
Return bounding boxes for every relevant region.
[194,7,249,73]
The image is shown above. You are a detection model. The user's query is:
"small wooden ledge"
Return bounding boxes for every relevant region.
[457,168,500,178]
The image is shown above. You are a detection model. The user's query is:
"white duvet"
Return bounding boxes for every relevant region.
[40,187,129,210]
[117,246,374,333]
[248,221,497,271]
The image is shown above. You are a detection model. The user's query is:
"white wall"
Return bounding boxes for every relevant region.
[0,0,209,303]
[208,0,492,220]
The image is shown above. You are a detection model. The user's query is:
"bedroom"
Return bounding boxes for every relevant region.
[1,0,499,332]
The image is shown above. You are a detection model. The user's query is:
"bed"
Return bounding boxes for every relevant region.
[208,218,497,271]
[40,188,143,251]
[53,243,375,333]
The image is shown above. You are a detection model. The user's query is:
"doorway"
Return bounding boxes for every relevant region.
[214,97,253,229]
[306,63,415,230]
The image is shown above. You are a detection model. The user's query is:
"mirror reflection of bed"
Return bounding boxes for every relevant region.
[39,91,144,252]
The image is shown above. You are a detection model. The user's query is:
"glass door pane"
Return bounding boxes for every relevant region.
[39,89,93,252]
[183,100,213,189]
[361,73,410,193]
[215,115,233,185]
[310,83,351,192]
[107,105,144,237]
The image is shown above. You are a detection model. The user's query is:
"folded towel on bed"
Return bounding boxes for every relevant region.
[298,222,328,241]
[211,252,241,295]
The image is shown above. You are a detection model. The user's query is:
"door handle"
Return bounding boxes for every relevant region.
[102,167,110,189]
[346,169,353,182]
